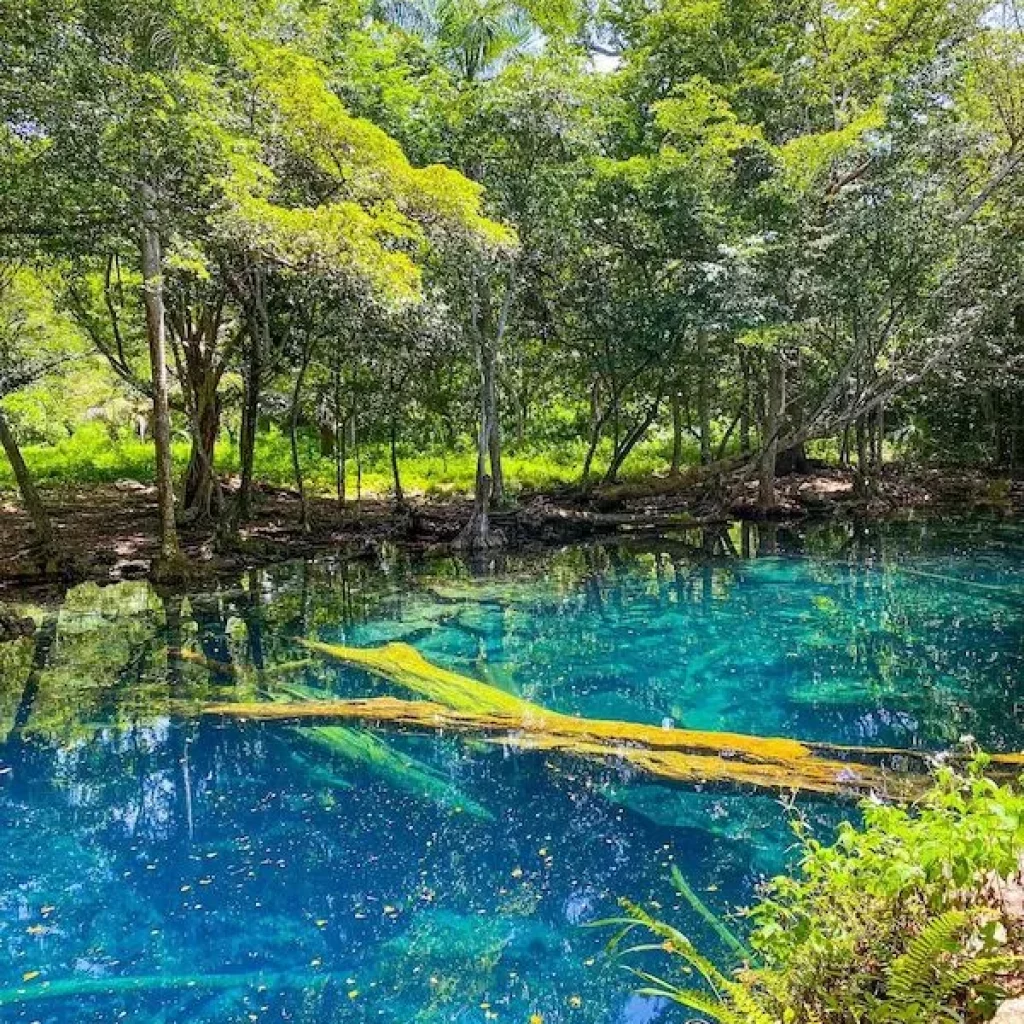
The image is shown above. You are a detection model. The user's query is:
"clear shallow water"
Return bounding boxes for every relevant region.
[1,518,1023,1023]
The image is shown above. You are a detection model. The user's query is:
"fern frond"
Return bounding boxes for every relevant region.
[887,909,970,1003]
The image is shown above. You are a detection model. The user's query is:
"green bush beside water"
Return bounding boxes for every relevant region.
[612,760,1024,1023]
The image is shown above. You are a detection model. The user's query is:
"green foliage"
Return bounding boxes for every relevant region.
[0,0,1022,528]
[610,762,1024,1023]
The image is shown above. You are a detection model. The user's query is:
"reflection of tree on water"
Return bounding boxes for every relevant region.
[0,525,1022,1021]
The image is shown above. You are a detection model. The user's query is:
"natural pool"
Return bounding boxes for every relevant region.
[1,518,1023,1024]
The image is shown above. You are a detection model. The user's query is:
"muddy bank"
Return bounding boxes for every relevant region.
[1,465,1021,604]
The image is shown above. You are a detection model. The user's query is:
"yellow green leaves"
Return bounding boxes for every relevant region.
[776,104,885,196]
[218,193,423,302]
[242,42,514,241]
[214,41,514,299]
[653,77,762,181]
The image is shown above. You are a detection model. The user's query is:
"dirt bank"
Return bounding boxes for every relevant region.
[1,465,1021,602]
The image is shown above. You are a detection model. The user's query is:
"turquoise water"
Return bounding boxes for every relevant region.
[2,519,1024,1023]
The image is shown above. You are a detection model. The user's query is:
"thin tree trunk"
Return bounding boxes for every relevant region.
[0,406,57,561]
[874,403,885,473]
[236,265,268,526]
[696,327,711,465]
[338,416,347,505]
[459,339,495,549]
[354,412,362,502]
[581,382,608,485]
[333,361,345,505]
[238,347,259,521]
[603,393,663,484]
[758,352,785,510]
[669,389,683,477]
[138,183,183,571]
[855,414,870,497]
[739,354,751,455]
[458,267,508,549]
[289,346,312,533]
[486,271,514,506]
[390,417,404,506]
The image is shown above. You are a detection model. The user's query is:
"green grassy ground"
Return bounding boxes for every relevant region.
[0,422,686,498]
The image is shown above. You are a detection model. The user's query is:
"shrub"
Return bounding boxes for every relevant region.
[605,760,1024,1023]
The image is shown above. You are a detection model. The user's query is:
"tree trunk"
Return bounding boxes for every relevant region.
[237,266,268,526]
[758,352,785,510]
[669,389,683,477]
[696,327,711,465]
[0,406,57,564]
[739,354,751,455]
[390,417,404,506]
[354,413,362,502]
[289,346,312,533]
[183,385,221,519]
[139,183,183,572]
[874,403,885,474]
[854,414,871,497]
[603,394,663,484]
[459,267,511,549]
[581,381,607,484]
[333,364,345,506]
[459,342,496,548]
[481,340,503,506]
[485,271,514,507]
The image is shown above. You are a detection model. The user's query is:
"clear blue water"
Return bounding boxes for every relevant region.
[2,519,1024,1023]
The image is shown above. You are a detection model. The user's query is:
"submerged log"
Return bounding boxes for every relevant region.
[186,640,1024,800]
[203,639,942,799]
[201,693,917,798]
[0,970,323,1008]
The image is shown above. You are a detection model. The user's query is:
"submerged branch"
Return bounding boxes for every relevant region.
[0,970,325,1008]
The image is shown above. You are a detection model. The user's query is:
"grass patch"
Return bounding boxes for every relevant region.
[0,423,697,498]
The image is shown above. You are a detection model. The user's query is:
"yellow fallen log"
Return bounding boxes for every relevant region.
[292,639,1024,797]
[298,640,899,764]
[201,692,917,799]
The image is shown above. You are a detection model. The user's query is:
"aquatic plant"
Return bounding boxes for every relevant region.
[605,761,1024,1023]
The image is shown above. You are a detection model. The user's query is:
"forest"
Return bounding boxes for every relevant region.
[0,0,1020,580]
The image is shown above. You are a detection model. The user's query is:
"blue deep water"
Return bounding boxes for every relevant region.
[1,518,1024,1023]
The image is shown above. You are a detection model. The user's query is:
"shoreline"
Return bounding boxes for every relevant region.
[1,464,1022,605]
